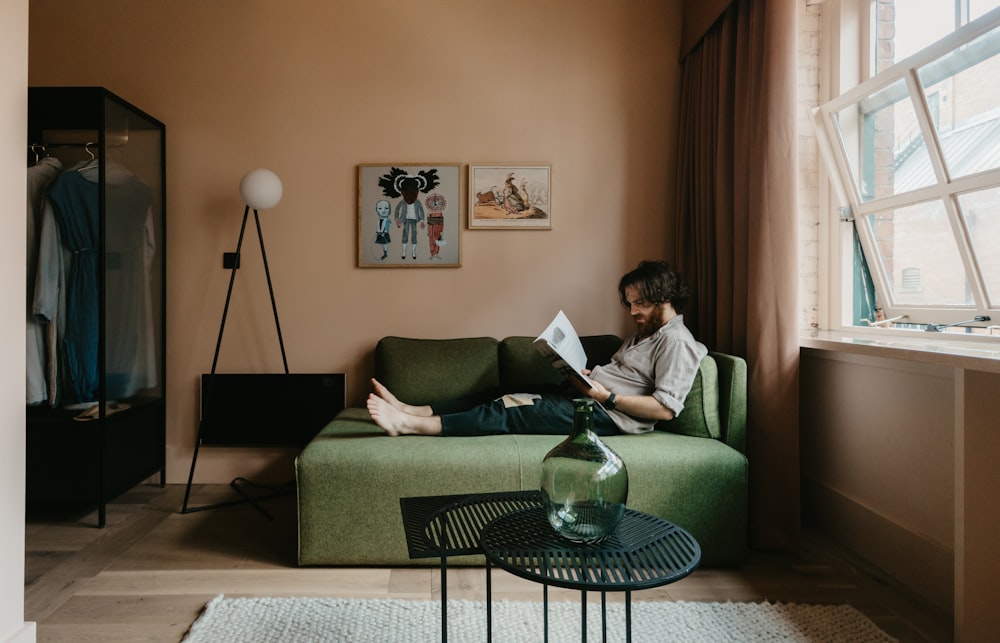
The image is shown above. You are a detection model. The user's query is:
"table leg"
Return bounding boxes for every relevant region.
[543,585,549,643]
[440,555,448,643]
[601,592,608,643]
[486,559,492,643]
[626,591,632,643]
[580,590,587,642]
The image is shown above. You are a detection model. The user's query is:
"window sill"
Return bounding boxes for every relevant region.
[800,329,1000,374]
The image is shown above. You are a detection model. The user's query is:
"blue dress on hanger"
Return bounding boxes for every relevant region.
[47,170,100,405]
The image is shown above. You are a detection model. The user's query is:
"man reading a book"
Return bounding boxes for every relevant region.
[366,260,707,436]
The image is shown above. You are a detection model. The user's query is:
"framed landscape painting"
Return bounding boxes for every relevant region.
[468,164,551,229]
[357,163,462,267]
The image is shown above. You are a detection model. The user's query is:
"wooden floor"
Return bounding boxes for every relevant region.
[24,484,952,642]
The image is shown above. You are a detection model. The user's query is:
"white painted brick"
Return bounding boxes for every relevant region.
[798,0,822,331]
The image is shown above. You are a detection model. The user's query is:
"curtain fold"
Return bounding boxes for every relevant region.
[674,0,800,552]
[680,0,734,60]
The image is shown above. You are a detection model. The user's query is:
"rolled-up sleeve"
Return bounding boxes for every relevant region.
[651,333,706,415]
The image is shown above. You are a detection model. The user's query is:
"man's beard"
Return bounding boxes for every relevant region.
[634,316,659,338]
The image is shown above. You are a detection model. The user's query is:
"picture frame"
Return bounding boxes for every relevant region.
[358,163,462,267]
[468,164,552,229]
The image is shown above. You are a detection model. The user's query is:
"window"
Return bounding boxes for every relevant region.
[814,1,1000,335]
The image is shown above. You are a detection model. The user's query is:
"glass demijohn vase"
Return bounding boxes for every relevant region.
[540,398,629,544]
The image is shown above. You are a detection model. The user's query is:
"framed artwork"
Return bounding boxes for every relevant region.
[358,163,462,267]
[468,164,552,229]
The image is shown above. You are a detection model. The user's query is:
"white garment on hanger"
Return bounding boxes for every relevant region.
[80,162,159,398]
[26,156,62,405]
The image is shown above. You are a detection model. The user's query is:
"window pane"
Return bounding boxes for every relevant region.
[863,201,972,305]
[972,1,1000,22]
[889,2,1000,64]
[838,78,936,201]
[957,187,1000,302]
[893,2,954,61]
[917,23,1000,180]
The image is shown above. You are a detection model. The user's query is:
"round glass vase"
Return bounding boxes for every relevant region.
[540,398,629,544]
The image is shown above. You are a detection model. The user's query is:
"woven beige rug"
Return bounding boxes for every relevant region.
[182,595,897,642]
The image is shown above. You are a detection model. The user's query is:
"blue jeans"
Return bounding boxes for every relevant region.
[433,392,619,437]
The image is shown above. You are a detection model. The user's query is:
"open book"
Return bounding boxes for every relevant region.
[533,310,595,389]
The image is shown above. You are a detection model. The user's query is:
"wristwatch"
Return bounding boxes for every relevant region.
[605,392,617,410]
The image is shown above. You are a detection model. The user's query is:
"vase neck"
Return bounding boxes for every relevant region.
[570,398,595,438]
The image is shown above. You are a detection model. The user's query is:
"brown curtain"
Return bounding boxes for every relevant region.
[674,0,800,552]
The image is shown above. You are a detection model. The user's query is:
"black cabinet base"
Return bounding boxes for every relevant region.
[26,399,166,528]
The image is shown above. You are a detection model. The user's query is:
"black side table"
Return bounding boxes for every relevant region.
[399,491,542,642]
[481,506,701,642]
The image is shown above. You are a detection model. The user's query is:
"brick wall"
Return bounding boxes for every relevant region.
[799,0,822,330]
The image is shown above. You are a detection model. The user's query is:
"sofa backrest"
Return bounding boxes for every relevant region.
[374,336,500,404]
[497,335,622,393]
[373,335,747,454]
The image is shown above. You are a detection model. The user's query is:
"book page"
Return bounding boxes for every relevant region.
[533,310,594,388]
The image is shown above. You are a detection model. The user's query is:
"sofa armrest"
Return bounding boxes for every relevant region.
[710,351,748,454]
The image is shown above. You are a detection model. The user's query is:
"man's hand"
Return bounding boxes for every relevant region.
[576,370,675,422]
[572,369,609,402]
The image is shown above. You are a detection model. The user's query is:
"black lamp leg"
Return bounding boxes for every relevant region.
[182,206,252,514]
[254,208,289,375]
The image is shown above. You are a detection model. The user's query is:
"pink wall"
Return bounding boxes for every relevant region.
[4,2,33,639]
[28,0,684,482]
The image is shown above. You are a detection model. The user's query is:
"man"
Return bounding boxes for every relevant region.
[367,260,707,437]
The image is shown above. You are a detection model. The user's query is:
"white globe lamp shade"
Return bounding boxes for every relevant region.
[239,168,283,210]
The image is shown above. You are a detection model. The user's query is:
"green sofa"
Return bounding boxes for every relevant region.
[296,335,748,566]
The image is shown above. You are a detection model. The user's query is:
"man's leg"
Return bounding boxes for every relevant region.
[440,395,619,436]
[370,379,499,416]
[367,379,501,436]
[368,383,618,437]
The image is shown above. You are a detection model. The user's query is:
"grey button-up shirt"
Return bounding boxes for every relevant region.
[589,315,707,434]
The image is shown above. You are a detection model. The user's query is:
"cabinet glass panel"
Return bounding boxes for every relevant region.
[103,94,164,404]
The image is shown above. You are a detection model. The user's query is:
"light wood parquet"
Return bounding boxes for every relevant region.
[24,484,953,642]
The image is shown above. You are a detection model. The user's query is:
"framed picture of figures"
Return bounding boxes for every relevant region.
[357,163,462,267]
[468,164,551,229]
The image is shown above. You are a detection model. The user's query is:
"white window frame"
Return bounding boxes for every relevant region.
[814,1,1000,336]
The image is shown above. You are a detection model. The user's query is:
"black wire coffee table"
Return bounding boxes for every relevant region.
[399,491,542,642]
[481,506,701,642]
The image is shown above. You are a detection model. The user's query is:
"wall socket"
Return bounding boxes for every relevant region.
[223,252,240,269]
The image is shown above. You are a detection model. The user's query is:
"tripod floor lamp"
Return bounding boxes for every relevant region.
[182,168,290,518]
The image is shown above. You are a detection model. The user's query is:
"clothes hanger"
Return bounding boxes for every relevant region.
[28,143,48,164]
[77,142,99,172]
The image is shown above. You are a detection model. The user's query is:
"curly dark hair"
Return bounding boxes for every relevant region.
[618,260,691,311]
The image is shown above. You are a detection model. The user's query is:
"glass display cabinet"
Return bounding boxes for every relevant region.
[26,87,166,527]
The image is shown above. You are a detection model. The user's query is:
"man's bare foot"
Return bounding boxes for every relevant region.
[367,393,442,436]
[371,378,433,417]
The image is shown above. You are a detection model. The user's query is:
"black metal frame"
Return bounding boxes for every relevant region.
[481,506,702,643]
[399,491,542,643]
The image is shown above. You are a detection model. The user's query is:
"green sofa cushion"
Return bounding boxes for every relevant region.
[374,336,499,404]
[498,334,623,392]
[297,416,748,566]
[657,356,721,439]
